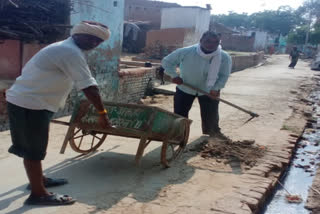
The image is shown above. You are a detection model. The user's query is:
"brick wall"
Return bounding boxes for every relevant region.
[231,52,264,72]
[221,34,255,52]
[117,67,156,102]
[0,41,49,131]
[146,28,190,47]
[53,67,156,119]
[0,40,21,80]
[144,28,193,59]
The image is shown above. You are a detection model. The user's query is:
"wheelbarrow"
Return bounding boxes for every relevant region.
[52,100,192,168]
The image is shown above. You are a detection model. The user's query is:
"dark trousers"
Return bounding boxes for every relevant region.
[174,87,220,135]
[289,59,298,68]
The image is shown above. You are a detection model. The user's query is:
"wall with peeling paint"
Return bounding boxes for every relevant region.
[71,0,124,99]
[55,0,125,117]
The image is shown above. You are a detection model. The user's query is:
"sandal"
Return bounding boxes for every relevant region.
[27,178,68,190]
[24,193,76,206]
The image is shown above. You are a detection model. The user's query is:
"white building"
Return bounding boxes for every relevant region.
[160,7,210,46]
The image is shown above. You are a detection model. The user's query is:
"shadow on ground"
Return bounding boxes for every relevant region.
[0,136,242,214]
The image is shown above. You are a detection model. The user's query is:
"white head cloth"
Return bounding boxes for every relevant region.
[71,21,111,41]
[196,44,222,89]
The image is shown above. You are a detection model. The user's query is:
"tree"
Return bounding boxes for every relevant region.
[296,0,320,22]
[211,6,304,36]
[211,3,318,45]
[250,6,303,35]
[211,12,251,29]
[286,0,320,45]
[287,26,308,44]
[310,22,320,44]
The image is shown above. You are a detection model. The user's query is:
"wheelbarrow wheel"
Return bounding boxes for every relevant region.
[163,123,190,166]
[166,144,185,162]
[69,126,107,154]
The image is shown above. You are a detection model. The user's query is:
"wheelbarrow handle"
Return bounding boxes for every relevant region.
[51,119,118,129]
[51,119,70,126]
[181,82,259,118]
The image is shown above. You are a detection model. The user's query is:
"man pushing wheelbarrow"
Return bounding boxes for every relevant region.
[6,21,112,206]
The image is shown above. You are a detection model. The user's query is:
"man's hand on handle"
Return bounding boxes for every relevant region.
[210,90,220,99]
[98,114,112,129]
[82,86,113,129]
[171,77,183,85]
[171,77,220,100]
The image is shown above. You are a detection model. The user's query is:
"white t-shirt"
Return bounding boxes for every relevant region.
[6,37,98,112]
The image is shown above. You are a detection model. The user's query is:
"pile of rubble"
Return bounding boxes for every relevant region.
[197,137,265,167]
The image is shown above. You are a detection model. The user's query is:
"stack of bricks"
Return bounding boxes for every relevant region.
[117,67,156,103]
[53,67,156,120]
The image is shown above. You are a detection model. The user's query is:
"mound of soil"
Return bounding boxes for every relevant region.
[196,137,265,167]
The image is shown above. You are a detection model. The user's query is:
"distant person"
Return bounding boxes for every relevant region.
[6,21,112,206]
[268,45,275,55]
[162,31,232,138]
[289,47,300,69]
[158,66,165,85]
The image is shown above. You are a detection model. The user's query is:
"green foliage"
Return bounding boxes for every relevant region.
[287,26,308,44]
[310,24,320,44]
[212,12,251,28]
[211,6,305,35]
[296,0,320,21]
[287,22,320,45]
[251,6,303,35]
[211,1,320,45]
[287,0,320,44]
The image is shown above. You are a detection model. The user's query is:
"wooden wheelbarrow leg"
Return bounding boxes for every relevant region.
[161,141,170,168]
[135,136,149,165]
[59,125,75,154]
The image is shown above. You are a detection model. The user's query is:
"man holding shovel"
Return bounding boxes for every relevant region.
[162,31,232,138]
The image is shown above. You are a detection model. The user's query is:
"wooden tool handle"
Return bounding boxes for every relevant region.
[182,82,259,118]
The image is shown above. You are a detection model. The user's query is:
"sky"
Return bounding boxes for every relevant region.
[161,0,305,14]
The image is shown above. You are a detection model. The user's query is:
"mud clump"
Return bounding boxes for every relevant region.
[196,137,265,167]
[139,95,171,105]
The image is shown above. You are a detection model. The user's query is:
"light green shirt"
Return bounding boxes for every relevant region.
[162,45,232,95]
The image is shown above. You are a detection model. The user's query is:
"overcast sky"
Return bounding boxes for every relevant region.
[161,0,305,14]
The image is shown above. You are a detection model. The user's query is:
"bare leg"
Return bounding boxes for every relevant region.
[24,159,50,197]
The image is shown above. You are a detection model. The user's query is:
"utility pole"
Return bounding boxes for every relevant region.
[304,0,313,53]
[305,12,311,47]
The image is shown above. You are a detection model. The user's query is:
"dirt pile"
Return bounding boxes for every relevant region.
[196,137,266,167]
[139,95,172,106]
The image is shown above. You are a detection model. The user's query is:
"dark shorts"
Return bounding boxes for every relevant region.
[7,102,54,160]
